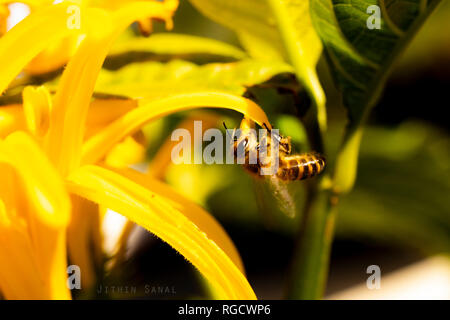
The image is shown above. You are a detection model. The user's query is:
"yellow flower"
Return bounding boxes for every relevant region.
[0,0,177,74]
[0,4,8,36]
[0,1,70,73]
[0,0,270,299]
[0,131,71,299]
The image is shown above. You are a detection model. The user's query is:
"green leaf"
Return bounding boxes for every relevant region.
[311,0,441,127]
[188,0,326,135]
[310,0,442,192]
[94,59,293,99]
[188,0,322,63]
[105,33,248,69]
[188,0,287,60]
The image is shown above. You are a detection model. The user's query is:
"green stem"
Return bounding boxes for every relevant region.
[286,189,338,299]
[267,0,336,299]
[286,123,362,299]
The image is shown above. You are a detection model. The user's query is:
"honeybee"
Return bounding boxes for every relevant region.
[224,117,326,218]
[225,118,326,181]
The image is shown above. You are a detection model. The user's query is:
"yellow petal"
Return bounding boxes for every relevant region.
[45,8,114,176]
[67,165,256,299]
[0,2,79,94]
[26,223,70,300]
[25,35,81,75]
[0,4,8,36]
[1,1,79,74]
[82,92,271,165]
[111,166,245,274]
[0,164,20,224]
[0,131,70,228]
[67,195,102,291]
[0,1,54,7]
[0,191,69,300]
[45,2,178,176]
[96,0,178,14]
[0,104,25,138]
[149,112,221,179]
[0,132,70,299]
[105,136,146,168]
[86,99,137,127]
[22,85,51,137]
[0,99,135,139]
[0,212,52,299]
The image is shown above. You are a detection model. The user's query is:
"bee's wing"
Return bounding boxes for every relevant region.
[252,175,298,219]
[267,175,298,218]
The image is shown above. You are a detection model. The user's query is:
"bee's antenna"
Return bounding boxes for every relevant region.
[223,122,235,141]
[264,122,282,142]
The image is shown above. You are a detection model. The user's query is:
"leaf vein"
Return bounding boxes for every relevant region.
[379,0,405,36]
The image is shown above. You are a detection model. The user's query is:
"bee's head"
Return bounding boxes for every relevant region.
[263,123,292,155]
[278,136,291,154]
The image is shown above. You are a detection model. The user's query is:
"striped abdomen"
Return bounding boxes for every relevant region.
[276,153,326,181]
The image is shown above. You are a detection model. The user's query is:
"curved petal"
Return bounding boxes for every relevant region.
[0,201,62,299]
[67,195,102,291]
[148,112,221,179]
[0,4,7,36]
[87,99,137,127]
[110,166,245,274]
[0,105,25,138]
[67,165,257,299]
[0,2,79,94]
[0,1,54,6]
[105,136,146,168]
[45,1,178,176]
[0,131,70,228]
[0,99,136,139]
[22,86,51,137]
[0,132,70,299]
[25,35,80,75]
[82,92,271,165]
